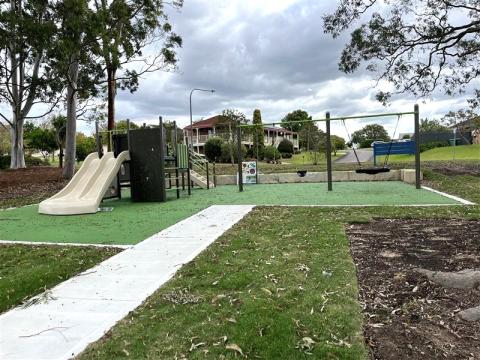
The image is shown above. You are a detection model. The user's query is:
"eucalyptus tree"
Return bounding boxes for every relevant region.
[94,0,182,130]
[0,0,57,168]
[324,1,480,105]
[50,0,103,178]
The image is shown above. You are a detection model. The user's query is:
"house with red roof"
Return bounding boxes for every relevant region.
[183,116,299,153]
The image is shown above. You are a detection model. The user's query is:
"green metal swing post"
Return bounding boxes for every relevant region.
[326,112,332,191]
[237,122,243,192]
[414,104,421,189]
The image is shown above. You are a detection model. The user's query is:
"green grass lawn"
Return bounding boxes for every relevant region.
[0,182,460,245]
[287,151,345,165]
[0,244,121,313]
[77,173,480,359]
[78,207,368,359]
[377,144,480,162]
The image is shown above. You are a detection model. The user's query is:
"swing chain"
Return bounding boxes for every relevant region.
[341,119,362,167]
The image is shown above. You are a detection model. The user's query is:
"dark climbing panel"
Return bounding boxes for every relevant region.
[128,128,166,202]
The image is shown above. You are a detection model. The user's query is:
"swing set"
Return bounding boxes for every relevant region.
[236,104,421,192]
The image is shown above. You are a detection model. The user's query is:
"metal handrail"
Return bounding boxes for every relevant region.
[188,149,212,188]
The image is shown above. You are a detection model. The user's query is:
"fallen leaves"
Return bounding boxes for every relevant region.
[226,343,244,357]
[296,336,316,354]
[211,294,227,304]
[162,288,202,305]
[261,288,272,296]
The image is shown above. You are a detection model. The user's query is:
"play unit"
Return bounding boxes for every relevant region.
[39,117,213,216]
[236,104,422,191]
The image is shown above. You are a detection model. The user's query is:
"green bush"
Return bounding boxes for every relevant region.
[76,135,96,161]
[0,155,49,169]
[219,142,247,163]
[204,137,224,162]
[420,141,449,153]
[26,155,49,167]
[263,146,281,163]
[0,155,9,169]
[277,138,294,154]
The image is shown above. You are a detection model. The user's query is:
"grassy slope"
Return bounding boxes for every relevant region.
[378,144,480,162]
[0,182,457,245]
[0,244,120,313]
[78,207,367,359]
[288,151,345,165]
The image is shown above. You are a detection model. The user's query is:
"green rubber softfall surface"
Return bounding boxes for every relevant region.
[0,182,459,245]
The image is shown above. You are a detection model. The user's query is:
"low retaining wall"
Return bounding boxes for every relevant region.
[215,169,421,186]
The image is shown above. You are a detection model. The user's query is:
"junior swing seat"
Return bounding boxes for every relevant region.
[355,167,391,175]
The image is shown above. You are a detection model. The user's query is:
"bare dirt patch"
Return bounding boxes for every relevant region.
[0,167,67,206]
[347,218,480,360]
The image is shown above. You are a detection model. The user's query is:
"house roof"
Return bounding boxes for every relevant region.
[183,115,298,134]
[264,127,296,134]
[183,116,222,130]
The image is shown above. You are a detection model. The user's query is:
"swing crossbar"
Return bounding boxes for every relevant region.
[239,111,415,128]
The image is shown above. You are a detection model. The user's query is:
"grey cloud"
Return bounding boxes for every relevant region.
[115,0,473,130]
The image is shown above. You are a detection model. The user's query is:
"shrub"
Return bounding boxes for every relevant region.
[219,142,247,163]
[76,134,96,161]
[420,141,449,153]
[204,137,223,162]
[263,146,281,163]
[277,138,294,154]
[0,155,49,169]
[26,155,49,167]
[0,155,9,169]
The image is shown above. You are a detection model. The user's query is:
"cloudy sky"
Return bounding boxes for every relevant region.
[24,0,476,137]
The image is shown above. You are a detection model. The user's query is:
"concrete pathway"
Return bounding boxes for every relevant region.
[0,205,254,360]
[335,148,373,163]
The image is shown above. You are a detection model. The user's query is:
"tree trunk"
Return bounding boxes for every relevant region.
[107,67,116,130]
[59,146,63,168]
[228,124,234,165]
[9,116,26,169]
[63,57,79,179]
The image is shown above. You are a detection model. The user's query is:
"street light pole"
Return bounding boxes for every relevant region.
[189,88,215,150]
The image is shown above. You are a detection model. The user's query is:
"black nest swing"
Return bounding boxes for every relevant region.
[342,115,401,175]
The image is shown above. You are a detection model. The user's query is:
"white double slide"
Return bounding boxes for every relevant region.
[39,151,130,215]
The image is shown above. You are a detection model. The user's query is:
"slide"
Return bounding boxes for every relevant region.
[39,151,130,215]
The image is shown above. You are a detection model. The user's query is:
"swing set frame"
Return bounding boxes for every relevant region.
[236,104,421,192]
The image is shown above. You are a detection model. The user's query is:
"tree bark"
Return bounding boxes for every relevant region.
[228,123,234,165]
[59,146,63,168]
[8,0,25,169]
[9,116,25,168]
[107,66,116,130]
[63,56,79,179]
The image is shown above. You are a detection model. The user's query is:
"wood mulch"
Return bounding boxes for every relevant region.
[0,167,67,205]
[347,218,480,360]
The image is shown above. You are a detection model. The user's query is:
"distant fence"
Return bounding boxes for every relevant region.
[420,131,472,145]
[373,141,415,165]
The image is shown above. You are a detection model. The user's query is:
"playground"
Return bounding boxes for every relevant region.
[0,107,479,360]
[0,182,465,245]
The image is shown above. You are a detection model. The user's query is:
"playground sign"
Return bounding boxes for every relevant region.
[242,161,257,184]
